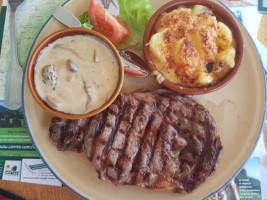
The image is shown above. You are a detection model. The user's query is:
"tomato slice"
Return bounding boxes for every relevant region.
[88,0,130,45]
[123,66,148,78]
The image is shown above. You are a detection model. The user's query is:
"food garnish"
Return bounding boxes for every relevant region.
[80,0,154,49]
[87,0,130,45]
[116,0,154,49]
[78,0,152,78]
[79,11,93,29]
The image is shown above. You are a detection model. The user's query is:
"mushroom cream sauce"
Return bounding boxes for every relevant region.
[34,35,119,114]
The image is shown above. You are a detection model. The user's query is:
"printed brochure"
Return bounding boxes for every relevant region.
[0,106,61,186]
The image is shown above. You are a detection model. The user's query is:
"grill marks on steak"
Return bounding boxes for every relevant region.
[133,97,169,187]
[49,91,222,193]
[49,117,89,152]
[117,93,157,184]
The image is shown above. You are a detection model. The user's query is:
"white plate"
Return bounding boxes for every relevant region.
[23,0,266,199]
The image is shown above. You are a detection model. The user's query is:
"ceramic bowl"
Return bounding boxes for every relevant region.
[143,0,243,95]
[27,27,124,119]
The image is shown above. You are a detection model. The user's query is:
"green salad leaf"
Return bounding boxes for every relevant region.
[79,11,93,29]
[116,0,154,49]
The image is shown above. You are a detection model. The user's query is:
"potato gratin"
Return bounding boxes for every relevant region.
[149,5,236,87]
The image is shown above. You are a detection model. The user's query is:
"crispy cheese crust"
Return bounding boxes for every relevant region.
[149,5,235,87]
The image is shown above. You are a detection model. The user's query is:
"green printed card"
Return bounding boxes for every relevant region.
[0,106,39,158]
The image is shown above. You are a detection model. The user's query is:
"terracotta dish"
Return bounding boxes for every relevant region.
[143,0,244,95]
[27,28,124,119]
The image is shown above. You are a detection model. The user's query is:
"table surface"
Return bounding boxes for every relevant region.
[0,1,83,200]
[0,180,84,200]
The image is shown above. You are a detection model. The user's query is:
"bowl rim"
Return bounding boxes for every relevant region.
[143,0,244,95]
[27,27,124,119]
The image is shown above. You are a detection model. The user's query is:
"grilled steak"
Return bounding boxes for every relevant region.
[49,90,222,193]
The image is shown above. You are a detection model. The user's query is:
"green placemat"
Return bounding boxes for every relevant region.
[0,6,7,55]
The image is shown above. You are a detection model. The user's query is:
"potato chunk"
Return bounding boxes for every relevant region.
[154,9,195,32]
[197,72,213,85]
[216,47,236,68]
[191,5,213,16]
[216,22,233,49]
[172,37,202,67]
[149,28,171,62]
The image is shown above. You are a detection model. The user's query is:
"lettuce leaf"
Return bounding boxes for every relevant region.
[79,11,93,29]
[116,0,154,50]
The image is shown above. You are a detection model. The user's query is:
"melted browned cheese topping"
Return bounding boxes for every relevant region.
[149,5,236,87]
